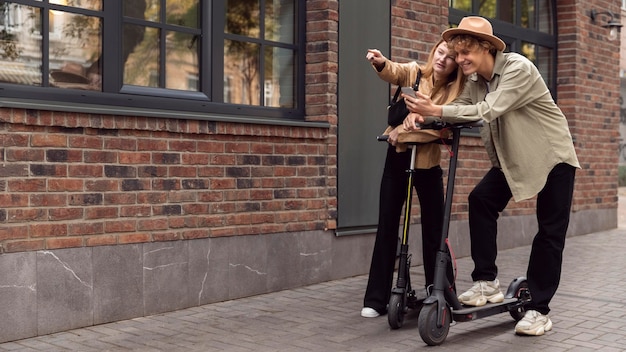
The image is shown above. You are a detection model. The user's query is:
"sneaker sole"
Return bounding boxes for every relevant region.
[458,292,504,307]
[515,319,553,336]
[360,309,380,318]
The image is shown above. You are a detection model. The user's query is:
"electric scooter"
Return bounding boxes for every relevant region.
[414,121,531,346]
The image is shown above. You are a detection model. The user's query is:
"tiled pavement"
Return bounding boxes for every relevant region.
[2,210,626,350]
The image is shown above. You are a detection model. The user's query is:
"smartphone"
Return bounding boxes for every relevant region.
[400,86,417,99]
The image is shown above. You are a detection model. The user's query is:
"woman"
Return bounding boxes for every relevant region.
[361,39,465,318]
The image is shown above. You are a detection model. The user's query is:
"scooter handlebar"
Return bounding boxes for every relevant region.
[377,135,389,142]
[376,120,483,142]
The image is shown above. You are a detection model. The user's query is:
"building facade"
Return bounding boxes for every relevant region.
[0,0,621,342]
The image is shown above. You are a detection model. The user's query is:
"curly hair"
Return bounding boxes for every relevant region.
[447,34,498,57]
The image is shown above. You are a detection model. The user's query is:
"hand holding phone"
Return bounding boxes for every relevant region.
[400,86,417,99]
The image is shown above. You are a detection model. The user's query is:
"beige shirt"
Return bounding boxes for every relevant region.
[441,51,580,201]
[374,60,441,169]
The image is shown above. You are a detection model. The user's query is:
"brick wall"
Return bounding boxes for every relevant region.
[557,0,621,210]
[0,112,331,253]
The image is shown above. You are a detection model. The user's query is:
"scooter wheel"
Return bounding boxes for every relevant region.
[418,303,451,346]
[387,293,405,329]
[509,279,530,321]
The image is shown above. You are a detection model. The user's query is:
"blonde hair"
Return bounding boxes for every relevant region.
[419,38,466,105]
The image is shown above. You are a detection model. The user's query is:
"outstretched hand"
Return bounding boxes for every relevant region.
[366,49,387,70]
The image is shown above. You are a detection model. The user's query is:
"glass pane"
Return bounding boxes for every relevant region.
[49,11,101,90]
[479,0,496,18]
[225,0,260,38]
[264,46,294,108]
[166,0,199,28]
[0,4,42,86]
[535,44,553,88]
[497,0,514,23]
[265,0,294,43]
[521,42,552,88]
[165,31,199,91]
[537,0,552,34]
[521,0,534,29]
[124,25,158,87]
[50,0,102,11]
[124,0,158,22]
[521,42,536,62]
[224,39,260,105]
[449,0,471,12]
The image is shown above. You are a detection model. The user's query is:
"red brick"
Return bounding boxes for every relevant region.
[30,223,68,238]
[118,233,150,244]
[31,134,67,147]
[68,222,104,236]
[4,239,45,253]
[46,237,83,249]
[0,225,28,241]
[85,235,117,246]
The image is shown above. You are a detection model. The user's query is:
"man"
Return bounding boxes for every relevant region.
[403,16,580,336]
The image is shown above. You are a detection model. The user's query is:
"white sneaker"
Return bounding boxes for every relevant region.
[515,310,553,336]
[360,307,380,318]
[458,279,504,306]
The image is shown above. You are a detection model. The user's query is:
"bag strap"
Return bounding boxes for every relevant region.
[390,68,423,105]
[413,68,422,90]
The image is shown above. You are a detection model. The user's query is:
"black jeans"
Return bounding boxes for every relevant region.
[363,145,445,314]
[468,164,576,314]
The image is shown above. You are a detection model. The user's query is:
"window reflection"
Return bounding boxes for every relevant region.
[224,39,260,105]
[225,0,260,38]
[479,0,496,19]
[124,25,158,87]
[265,0,294,43]
[166,0,199,28]
[264,46,294,108]
[166,31,199,91]
[50,0,102,11]
[537,0,552,34]
[449,0,471,12]
[225,0,297,107]
[49,11,102,90]
[124,0,159,21]
[0,3,42,86]
[123,0,200,91]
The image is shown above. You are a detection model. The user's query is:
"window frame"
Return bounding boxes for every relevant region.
[0,0,309,123]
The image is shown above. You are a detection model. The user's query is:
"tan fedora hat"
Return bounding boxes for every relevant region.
[442,16,506,51]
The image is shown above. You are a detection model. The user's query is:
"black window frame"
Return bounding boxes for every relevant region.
[0,0,307,122]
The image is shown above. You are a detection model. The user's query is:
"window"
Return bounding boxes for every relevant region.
[0,0,304,120]
[449,0,557,95]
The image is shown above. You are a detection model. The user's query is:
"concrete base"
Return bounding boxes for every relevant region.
[0,207,615,343]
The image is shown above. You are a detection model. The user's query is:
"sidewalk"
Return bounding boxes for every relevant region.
[2,206,626,351]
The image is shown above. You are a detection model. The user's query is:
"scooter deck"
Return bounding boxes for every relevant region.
[452,298,521,322]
